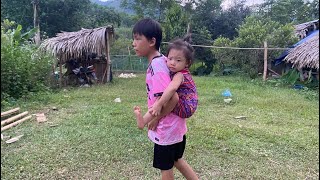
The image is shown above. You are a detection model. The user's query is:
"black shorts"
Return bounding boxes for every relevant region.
[153,135,186,170]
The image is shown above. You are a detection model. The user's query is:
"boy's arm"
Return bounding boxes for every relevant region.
[149,72,183,116]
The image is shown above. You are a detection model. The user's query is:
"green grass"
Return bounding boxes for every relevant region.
[1,75,319,179]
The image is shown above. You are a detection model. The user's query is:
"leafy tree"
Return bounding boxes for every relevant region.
[84,3,121,28]
[191,0,222,29]
[1,0,122,38]
[121,0,176,22]
[162,3,189,41]
[212,16,298,78]
[191,27,216,75]
[258,0,318,24]
[209,1,252,40]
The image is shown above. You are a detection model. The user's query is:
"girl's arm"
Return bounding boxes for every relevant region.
[149,72,183,116]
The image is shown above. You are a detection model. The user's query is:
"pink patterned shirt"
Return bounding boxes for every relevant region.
[146,55,187,145]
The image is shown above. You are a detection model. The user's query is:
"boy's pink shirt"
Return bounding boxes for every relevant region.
[146,55,187,145]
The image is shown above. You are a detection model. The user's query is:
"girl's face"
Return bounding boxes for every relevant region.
[167,49,189,73]
[132,33,154,57]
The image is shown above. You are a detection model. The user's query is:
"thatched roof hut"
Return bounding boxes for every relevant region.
[284,31,319,70]
[294,19,319,39]
[40,25,114,85]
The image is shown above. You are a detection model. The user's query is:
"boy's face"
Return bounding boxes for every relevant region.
[132,33,154,57]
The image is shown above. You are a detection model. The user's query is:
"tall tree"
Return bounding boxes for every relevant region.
[121,0,176,22]
[32,0,40,45]
[258,0,318,24]
[209,0,252,40]
[1,0,122,38]
[162,3,189,41]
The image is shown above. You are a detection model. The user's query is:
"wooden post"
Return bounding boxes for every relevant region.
[102,31,111,83]
[59,62,63,88]
[128,46,132,71]
[106,31,111,82]
[263,41,268,81]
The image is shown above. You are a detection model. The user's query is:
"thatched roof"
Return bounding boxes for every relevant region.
[40,25,114,64]
[294,19,319,39]
[284,31,319,70]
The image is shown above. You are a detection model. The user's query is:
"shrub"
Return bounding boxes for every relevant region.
[1,20,54,107]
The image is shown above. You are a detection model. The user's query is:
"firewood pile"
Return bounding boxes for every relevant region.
[1,107,32,132]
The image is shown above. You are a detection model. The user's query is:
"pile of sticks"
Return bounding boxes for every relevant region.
[1,107,32,132]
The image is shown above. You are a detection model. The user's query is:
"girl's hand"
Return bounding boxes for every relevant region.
[149,102,162,117]
[148,119,159,131]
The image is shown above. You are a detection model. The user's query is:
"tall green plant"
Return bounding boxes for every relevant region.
[1,20,53,107]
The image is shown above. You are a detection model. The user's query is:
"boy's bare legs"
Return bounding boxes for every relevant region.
[174,158,198,180]
[161,169,174,180]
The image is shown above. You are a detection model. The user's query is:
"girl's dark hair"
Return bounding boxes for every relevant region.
[132,18,162,50]
[166,34,195,66]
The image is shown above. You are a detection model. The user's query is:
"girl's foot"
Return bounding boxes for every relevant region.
[133,106,145,129]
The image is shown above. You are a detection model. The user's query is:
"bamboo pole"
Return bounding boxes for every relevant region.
[1,111,29,126]
[1,107,20,118]
[263,41,268,81]
[1,115,32,132]
[102,31,109,83]
[106,31,112,82]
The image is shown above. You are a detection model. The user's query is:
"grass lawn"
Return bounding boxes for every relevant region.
[1,74,319,179]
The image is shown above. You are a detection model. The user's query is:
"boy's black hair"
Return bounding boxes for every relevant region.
[166,34,195,66]
[132,18,162,50]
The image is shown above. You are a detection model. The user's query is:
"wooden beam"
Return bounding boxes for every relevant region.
[1,111,29,126]
[1,115,32,132]
[1,107,20,118]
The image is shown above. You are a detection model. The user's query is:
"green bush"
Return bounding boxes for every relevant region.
[212,16,298,78]
[1,20,54,107]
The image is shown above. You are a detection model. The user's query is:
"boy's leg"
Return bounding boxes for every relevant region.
[161,169,174,180]
[174,158,198,180]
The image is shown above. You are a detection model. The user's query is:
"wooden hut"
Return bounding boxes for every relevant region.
[40,25,114,86]
[284,20,319,80]
[284,31,319,70]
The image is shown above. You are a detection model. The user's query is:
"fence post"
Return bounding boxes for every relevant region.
[263,41,268,81]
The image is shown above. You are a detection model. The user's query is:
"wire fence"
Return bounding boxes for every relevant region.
[110,42,290,80]
[111,55,148,72]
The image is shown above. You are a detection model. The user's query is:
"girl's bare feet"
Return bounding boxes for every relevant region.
[133,106,145,129]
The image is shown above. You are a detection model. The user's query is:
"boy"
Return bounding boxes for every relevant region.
[132,18,198,180]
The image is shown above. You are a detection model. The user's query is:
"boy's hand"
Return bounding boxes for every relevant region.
[147,119,159,131]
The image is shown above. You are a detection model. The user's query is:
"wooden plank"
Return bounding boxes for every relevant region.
[263,41,268,81]
[1,111,29,126]
[1,115,32,132]
[1,107,20,118]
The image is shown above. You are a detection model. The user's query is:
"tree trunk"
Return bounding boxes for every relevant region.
[33,0,40,46]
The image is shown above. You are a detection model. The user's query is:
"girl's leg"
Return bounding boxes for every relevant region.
[134,106,152,129]
[147,93,179,130]
[161,169,174,180]
[174,158,198,180]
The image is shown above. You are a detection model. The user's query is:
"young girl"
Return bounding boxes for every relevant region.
[134,34,198,129]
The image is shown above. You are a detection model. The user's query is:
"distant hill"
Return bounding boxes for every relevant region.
[90,0,134,14]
